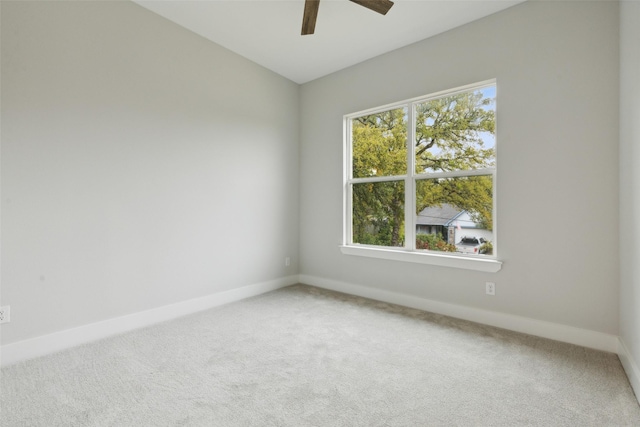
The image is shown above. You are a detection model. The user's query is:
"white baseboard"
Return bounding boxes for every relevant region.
[299,274,620,354]
[0,275,298,367]
[618,338,640,405]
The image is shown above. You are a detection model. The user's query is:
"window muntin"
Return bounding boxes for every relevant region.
[345,81,497,259]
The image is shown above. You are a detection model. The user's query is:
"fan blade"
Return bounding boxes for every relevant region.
[349,0,394,15]
[302,0,320,35]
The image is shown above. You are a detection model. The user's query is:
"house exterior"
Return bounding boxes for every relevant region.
[416,203,492,245]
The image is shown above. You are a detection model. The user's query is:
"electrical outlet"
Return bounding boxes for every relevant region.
[486,282,496,296]
[285,257,291,267]
[0,306,10,324]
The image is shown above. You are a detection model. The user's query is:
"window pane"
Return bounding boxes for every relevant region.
[352,107,408,178]
[352,181,405,247]
[416,176,493,255]
[415,86,495,174]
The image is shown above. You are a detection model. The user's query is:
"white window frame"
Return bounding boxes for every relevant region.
[341,80,502,273]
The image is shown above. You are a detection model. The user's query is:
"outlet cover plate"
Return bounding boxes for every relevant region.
[0,305,10,324]
[486,282,496,296]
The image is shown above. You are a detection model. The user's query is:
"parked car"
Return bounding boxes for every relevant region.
[456,236,488,254]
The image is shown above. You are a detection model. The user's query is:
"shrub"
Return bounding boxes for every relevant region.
[479,241,493,255]
[416,233,457,252]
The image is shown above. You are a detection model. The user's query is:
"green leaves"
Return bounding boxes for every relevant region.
[352,108,407,178]
[352,181,405,247]
[415,90,495,173]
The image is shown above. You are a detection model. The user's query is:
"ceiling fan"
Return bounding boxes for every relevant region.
[302,0,394,35]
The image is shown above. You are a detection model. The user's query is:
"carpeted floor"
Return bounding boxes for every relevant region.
[1,284,639,426]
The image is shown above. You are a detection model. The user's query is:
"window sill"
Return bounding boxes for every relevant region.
[339,245,502,273]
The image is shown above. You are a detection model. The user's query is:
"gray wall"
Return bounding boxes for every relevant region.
[620,0,640,374]
[299,1,620,334]
[1,1,300,345]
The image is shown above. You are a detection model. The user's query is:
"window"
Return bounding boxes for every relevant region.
[342,81,501,272]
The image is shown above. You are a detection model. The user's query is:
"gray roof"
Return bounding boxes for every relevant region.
[416,203,465,226]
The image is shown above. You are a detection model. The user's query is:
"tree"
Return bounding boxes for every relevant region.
[415,91,495,173]
[351,88,496,247]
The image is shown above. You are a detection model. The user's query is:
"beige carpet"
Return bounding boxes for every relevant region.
[1,284,639,426]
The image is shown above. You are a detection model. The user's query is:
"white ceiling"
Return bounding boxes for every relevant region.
[134,0,525,84]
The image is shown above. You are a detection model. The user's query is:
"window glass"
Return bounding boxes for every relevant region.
[415,176,493,256]
[352,107,408,179]
[352,180,405,247]
[415,87,495,174]
[353,181,404,246]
